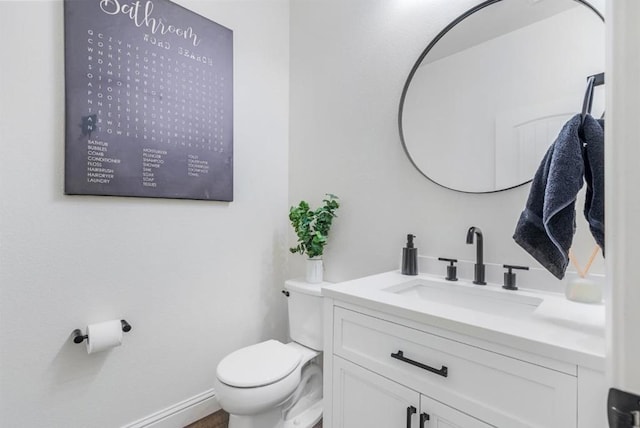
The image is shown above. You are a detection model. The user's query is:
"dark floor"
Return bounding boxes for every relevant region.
[185,409,228,428]
[185,409,322,428]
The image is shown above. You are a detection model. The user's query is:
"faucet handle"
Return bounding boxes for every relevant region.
[503,264,529,290]
[438,257,458,281]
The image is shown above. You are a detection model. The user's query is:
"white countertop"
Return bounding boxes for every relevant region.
[322,270,606,370]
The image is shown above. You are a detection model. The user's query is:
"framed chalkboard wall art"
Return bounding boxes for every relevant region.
[64,0,234,201]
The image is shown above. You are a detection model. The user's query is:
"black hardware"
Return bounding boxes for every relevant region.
[406,405,417,428]
[72,329,88,344]
[580,72,605,138]
[391,350,448,378]
[609,407,639,427]
[438,257,458,281]
[608,388,640,427]
[72,319,132,344]
[502,264,529,290]
[281,290,290,297]
[466,226,486,285]
[591,72,605,86]
[420,413,430,428]
[581,73,605,122]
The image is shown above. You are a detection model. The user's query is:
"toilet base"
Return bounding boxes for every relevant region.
[229,407,283,428]
[228,399,323,428]
[284,397,322,428]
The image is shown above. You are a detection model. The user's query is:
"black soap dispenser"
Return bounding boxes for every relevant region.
[401,234,418,275]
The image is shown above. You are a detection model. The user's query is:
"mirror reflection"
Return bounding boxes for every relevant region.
[399,0,605,193]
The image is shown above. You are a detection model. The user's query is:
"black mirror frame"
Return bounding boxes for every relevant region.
[397,0,604,194]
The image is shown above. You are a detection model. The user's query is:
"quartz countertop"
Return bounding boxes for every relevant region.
[322,270,606,370]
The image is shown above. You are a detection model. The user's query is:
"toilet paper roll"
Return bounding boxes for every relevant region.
[86,320,123,354]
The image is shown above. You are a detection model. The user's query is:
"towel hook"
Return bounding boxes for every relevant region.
[581,73,605,124]
[581,75,596,124]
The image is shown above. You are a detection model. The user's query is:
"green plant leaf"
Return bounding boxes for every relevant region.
[289,194,339,258]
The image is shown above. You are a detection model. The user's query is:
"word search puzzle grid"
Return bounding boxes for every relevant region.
[64,0,233,201]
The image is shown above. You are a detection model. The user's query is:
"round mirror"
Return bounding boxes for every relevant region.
[399,0,605,193]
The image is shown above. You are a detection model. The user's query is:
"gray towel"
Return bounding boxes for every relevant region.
[513,115,584,279]
[583,115,605,253]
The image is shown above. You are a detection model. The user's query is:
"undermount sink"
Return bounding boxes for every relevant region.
[383,278,543,318]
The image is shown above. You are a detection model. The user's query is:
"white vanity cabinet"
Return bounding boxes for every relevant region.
[323,301,605,428]
[333,356,492,428]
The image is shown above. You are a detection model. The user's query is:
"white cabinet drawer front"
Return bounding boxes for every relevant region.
[333,307,577,428]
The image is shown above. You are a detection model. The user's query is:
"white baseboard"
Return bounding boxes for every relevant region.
[123,389,221,428]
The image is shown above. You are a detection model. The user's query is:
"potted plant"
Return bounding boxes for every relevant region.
[289,194,340,283]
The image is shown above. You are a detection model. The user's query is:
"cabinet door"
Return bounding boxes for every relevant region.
[333,356,420,428]
[420,395,493,428]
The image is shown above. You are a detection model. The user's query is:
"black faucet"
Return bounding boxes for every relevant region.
[466,226,486,285]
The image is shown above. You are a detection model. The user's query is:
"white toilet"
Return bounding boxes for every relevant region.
[214,280,324,428]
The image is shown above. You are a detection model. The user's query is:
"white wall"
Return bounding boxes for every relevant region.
[289,0,605,286]
[0,1,290,427]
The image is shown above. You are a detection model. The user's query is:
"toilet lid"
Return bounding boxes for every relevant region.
[217,340,301,388]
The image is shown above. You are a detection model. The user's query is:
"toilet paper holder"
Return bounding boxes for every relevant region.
[72,320,132,344]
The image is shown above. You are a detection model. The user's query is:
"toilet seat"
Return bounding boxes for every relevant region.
[217,339,302,388]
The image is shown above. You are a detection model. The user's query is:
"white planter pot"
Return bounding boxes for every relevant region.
[306,258,323,284]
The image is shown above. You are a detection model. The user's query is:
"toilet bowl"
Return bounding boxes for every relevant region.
[214,280,325,428]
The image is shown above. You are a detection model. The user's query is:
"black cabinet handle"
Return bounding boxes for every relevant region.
[406,405,417,428]
[420,413,430,428]
[391,350,448,378]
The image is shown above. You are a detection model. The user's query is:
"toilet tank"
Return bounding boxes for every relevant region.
[284,279,324,351]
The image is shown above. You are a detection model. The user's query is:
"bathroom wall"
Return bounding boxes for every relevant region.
[289,0,606,288]
[0,1,290,427]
